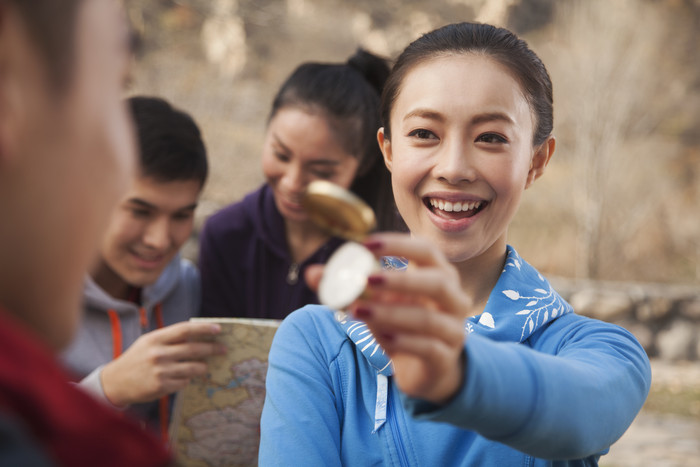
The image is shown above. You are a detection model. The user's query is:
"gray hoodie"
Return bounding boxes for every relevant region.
[60,255,200,431]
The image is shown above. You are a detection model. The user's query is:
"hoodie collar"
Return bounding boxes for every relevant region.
[338,246,573,376]
[245,184,289,260]
[84,255,183,313]
[246,183,345,265]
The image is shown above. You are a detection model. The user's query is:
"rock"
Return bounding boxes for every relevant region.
[636,297,674,323]
[679,299,700,320]
[569,288,633,322]
[656,321,697,361]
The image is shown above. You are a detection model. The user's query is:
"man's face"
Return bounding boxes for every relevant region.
[0,0,135,349]
[100,176,201,290]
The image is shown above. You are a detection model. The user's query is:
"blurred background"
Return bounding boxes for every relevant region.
[125,0,700,284]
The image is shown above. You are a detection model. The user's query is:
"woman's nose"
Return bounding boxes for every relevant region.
[432,137,477,184]
[280,163,306,194]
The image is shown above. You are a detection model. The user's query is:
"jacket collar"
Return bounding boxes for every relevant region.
[247,184,344,265]
[338,246,574,377]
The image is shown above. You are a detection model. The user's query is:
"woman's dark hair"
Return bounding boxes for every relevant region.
[381,22,553,147]
[269,48,405,232]
[128,96,208,188]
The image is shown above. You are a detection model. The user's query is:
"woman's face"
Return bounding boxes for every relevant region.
[262,107,360,224]
[379,53,552,264]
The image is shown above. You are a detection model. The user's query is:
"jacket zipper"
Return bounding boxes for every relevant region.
[286,262,300,285]
[388,393,410,467]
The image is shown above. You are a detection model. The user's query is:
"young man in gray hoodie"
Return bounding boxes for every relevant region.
[62,96,224,440]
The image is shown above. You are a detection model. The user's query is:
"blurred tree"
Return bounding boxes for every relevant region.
[549,0,697,279]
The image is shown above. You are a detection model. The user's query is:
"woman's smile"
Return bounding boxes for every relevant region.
[380,53,540,263]
[422,194,489,232]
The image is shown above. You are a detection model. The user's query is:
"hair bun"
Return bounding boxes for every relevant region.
[346,48,391,96]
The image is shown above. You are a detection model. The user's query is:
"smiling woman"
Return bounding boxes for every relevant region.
[198,48,405,321]
[259,22,651,466]
[378,53,552,276]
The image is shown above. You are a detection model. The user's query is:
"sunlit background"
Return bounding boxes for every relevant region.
[125,0,700,283]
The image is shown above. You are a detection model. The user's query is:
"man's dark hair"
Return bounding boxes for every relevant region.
[128,96,208,187]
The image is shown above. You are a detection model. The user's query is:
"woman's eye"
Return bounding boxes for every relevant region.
[408,129,436,140]
[275,151,290,162]
[312,171,334,180]
[476,133,507,144]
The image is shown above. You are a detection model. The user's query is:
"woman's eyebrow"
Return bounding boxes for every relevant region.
[306,159,340,167]
[272,134,292,153]
[470,112,515,126]
[403,108,445,123]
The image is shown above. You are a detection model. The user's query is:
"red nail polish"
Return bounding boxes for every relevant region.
[363,240,383,251]
[354,307,372,319]
[367,275,385,286]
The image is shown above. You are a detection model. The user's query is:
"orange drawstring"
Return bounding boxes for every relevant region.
[153,304,169,442]
[108,310,122,359]
[139,307,148,329]
[107,305,169,442]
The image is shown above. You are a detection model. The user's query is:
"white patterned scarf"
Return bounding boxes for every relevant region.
[335,246,574,431]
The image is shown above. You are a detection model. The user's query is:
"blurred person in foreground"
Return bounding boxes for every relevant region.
[61,96,224,441]
[198,48,405,320]
[0,1,170,465]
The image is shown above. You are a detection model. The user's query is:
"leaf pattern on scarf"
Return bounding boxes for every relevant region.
[468,247,573,341]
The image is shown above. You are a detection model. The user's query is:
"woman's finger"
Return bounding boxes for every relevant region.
[352,301,465,348]
[364,268,471,317]
[364,232,449,268]
[372,332,465,402]
[304,264,325,292]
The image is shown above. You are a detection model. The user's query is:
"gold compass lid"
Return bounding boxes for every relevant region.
[302,180,376,242]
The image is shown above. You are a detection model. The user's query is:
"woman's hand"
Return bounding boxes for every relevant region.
[100,321,225,407]
[306,232,472,404]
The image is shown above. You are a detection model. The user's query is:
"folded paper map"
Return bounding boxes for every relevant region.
[169,317,280,467]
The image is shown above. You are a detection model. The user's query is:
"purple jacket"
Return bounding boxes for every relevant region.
[198,184,344,319]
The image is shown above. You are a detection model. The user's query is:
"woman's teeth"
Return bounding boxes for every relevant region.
[429,198,482,212]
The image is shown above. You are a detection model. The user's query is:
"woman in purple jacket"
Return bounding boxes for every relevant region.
[199,49,402,319]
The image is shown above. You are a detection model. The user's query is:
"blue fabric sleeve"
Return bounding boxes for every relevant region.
[259,307,344,466]
[402,316,651,460]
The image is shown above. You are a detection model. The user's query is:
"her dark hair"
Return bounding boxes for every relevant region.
[269,48,405,232]
[381,22,554,147]
[128,96,208,188]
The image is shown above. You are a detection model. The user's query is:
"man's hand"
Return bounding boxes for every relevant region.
[100,321,225,406]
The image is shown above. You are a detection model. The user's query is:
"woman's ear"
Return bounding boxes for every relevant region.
[377,127,393,172]
[525,136,555,189]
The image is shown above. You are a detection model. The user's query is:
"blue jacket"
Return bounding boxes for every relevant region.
[260,247,651,466]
